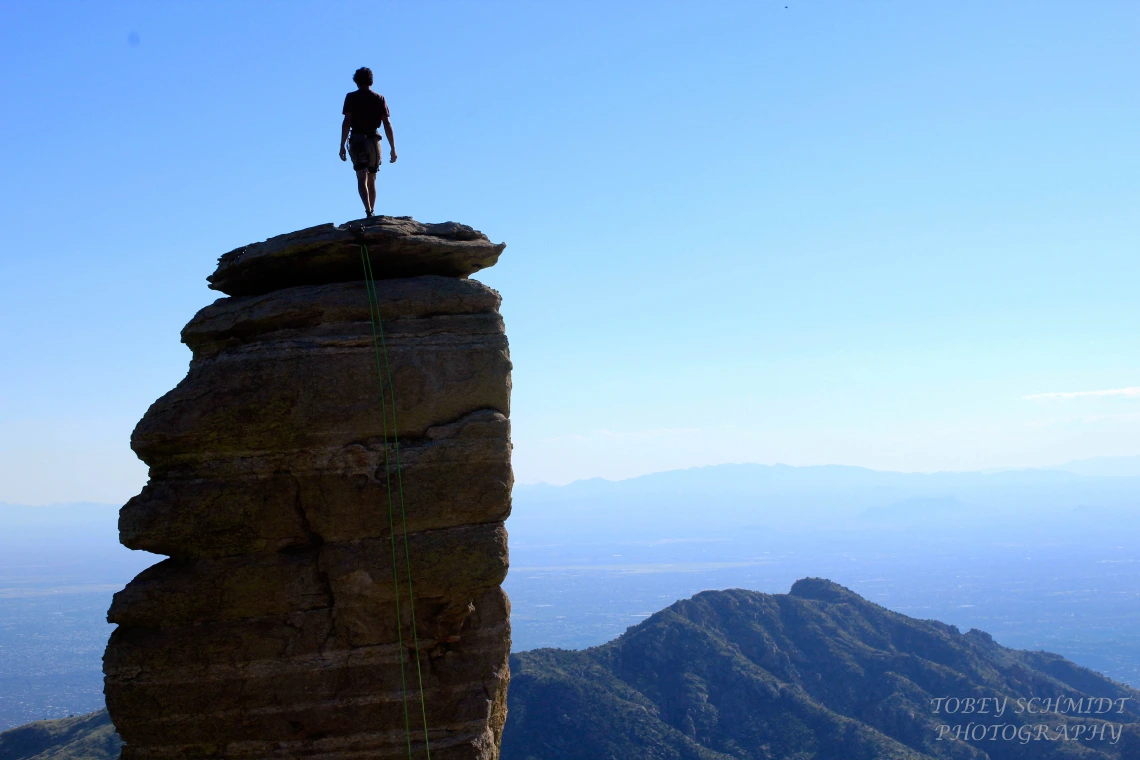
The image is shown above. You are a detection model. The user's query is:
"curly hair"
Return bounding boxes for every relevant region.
[353,67,373,86]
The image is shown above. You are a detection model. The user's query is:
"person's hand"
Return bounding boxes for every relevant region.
[389,148,398,164]
[339,146,347,162]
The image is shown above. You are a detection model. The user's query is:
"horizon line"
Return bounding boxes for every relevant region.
[515,456,1140,488]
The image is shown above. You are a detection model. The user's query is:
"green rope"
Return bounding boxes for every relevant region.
[359,244,432,760]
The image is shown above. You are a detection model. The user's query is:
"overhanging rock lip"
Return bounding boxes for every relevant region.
[207,216,506,297]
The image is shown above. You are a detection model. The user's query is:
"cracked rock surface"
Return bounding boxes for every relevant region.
[104,220,512,760]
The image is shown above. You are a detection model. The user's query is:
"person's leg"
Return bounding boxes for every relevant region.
[366,171,377,214]
[355,169,371,215]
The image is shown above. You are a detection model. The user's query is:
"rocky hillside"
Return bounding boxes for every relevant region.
[0,711,119,760]
[504,579,1140,759]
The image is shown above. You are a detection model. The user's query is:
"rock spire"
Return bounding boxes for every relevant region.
[104,216,513,760]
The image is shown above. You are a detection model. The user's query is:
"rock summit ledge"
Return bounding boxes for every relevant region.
[208,215,506,296]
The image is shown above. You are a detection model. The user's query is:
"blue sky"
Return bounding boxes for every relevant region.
[1,1,1138,503]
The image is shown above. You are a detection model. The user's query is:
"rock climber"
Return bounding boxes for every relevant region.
[339,67,397,218]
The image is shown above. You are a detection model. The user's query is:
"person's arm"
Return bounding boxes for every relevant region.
[382,113,397,163]
[339,113,351,161]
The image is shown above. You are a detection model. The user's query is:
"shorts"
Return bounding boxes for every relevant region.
[348,132,381,173]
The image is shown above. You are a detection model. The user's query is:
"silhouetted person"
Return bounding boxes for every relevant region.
[339,67,396,218]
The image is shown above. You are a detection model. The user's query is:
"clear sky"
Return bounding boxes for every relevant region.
[1,1,1138,504]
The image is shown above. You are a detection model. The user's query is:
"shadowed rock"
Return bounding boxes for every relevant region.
[105,218,512,760]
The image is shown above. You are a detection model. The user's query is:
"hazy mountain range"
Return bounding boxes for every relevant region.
[1045,455,1140,478]
[510,460,1140,540]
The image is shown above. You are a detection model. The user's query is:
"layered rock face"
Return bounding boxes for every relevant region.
[104,217,513,760]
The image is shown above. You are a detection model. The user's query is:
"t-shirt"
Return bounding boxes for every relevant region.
[342,90,389,136]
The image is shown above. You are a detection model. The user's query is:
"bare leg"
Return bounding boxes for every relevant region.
[355,169,371,215]
[366,171,377,215]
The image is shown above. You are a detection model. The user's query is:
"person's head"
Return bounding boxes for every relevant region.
[353,67,373,89]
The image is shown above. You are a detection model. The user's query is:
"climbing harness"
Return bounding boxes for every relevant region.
[359,244,432,760]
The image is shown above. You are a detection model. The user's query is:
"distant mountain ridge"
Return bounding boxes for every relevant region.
[503,580,1140,759]
[1050,455,1140,477]
[511,462,1140,541]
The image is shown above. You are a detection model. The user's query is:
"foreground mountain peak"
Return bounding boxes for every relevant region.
[787,575,857,600]
[505,581,1140,759]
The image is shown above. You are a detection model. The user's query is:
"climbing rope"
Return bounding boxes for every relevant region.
[359,244,432,760]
